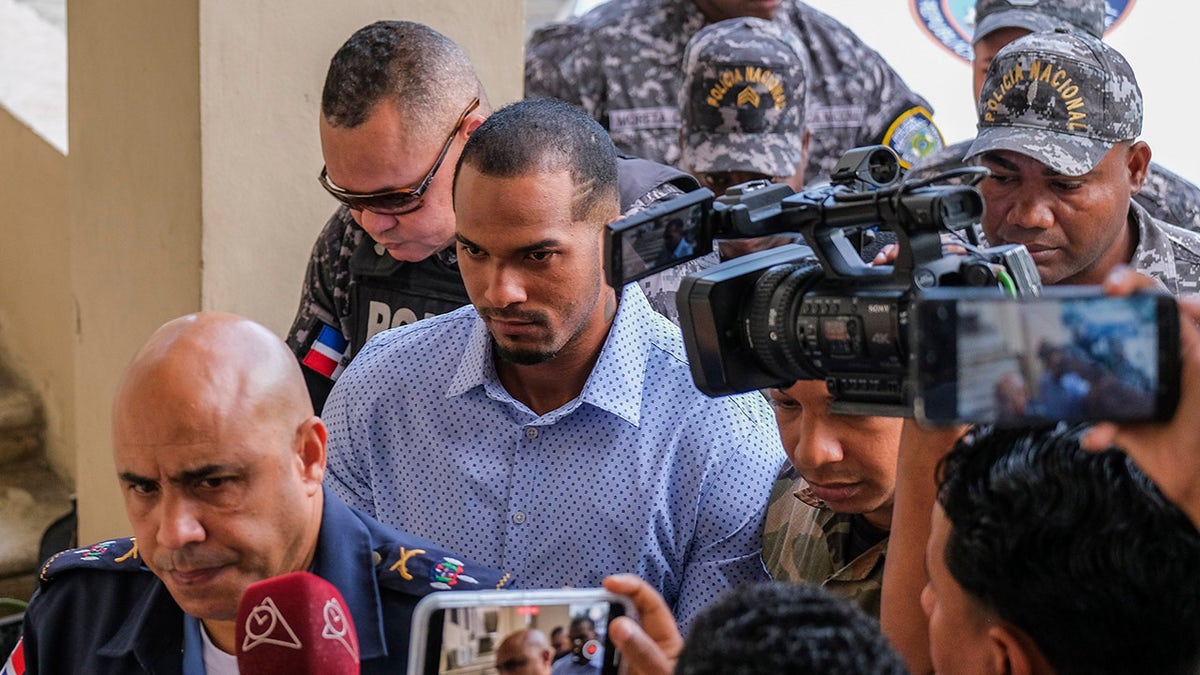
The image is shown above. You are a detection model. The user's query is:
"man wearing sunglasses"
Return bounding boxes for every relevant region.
[287,21,706,413]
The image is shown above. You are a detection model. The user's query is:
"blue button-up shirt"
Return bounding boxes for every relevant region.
[324,285,784,631]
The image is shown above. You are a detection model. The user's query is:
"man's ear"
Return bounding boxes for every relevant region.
[1125,140,1152,193]
[986,623,1045,675]
[295,416,328,490]
[463,112,487,137]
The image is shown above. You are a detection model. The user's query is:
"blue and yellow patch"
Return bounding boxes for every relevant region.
[883,106,944,169]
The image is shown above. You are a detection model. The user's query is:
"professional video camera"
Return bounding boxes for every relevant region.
[604,145,1041,417]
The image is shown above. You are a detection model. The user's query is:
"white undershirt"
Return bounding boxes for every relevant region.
[199,624,240,675]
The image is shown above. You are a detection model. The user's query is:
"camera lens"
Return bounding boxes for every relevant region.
[744,261,824,381]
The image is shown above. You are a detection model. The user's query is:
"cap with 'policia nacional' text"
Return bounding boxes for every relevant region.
[679,17,807,178]
[973,0,1105,44]
[964,29,1141,177]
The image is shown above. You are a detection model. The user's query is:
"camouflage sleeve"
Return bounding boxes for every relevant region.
[524,22,586,105]
[1137,161,1200,233]
[796,5,944,172]
[285,207,359,357]
[286,207,361,412]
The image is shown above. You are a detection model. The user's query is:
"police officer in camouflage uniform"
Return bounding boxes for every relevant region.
[288,22,701,412]
[761,381,903,618]
[526,0,946,184]
[11,312,510,674]
[678,17,810,260]
[964,29,1200,293]
[911,0,1200,231]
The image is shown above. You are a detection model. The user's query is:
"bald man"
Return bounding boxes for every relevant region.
[10,312,510,674]
[496,628,555,675]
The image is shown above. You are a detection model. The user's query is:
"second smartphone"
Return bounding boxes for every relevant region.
[911,288,1180,427]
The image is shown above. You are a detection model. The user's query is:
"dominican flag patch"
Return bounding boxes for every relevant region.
[301,325,350,381]
[2,637,25,675]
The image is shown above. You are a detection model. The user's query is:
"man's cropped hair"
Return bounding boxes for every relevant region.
[675,582,907,675]
[321,20,481,131]
[454,98,619,221]
[937,424,1200,675]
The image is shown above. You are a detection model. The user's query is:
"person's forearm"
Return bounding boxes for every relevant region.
[880,422,963,675]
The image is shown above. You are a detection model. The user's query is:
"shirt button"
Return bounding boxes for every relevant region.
[524,427,539,439]
[512,512,526,524]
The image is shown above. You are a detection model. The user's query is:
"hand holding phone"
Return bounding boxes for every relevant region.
[1082,267,1200,530]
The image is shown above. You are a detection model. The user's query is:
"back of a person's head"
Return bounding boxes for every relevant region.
[454,98,618,221]
[938,425,1200,675]
[321,20,483,130]
[674,582,908,675]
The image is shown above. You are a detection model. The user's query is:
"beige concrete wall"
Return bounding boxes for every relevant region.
[60,0,525,542]
[0,111,73,480]
[69,0,204,541]
[201,0,526,337]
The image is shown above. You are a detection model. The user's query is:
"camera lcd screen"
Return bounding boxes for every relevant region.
[914,292,1178,426]
[420,598,624,675]
[604,189,713,287]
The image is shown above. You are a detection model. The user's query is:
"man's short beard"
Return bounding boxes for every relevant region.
[492,338,557,366]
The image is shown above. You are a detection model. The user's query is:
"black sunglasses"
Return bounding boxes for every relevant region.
[318,97,480,215]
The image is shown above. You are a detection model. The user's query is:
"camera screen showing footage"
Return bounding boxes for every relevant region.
[424,599,621,675]
[949,295,1166,425]
[618,202,706,281]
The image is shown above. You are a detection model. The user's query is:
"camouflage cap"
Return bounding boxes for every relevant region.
[679,17,807,177]
[964,30,1141,177]
[973,0,1105,44]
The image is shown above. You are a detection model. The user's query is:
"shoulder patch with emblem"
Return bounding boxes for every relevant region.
[373,543,512,597]
[300,323,350,382]
[38,537,147,585]
[881,105,945,169]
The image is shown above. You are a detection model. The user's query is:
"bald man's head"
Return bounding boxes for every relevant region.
[496,628,554,675]
[112,312,327,653]
[114,312,313,440]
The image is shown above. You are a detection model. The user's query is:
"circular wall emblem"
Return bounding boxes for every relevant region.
[909,0,1137,63]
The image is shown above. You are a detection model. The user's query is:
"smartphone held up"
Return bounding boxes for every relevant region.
[912,288,1181,427]
[408,588,633,675]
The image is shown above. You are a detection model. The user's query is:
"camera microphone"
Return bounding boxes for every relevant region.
[235,571,360,674]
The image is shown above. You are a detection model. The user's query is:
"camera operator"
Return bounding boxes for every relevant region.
[762,382,902,617]
[910,0,1200,231]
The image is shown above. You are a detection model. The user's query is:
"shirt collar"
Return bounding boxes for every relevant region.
[445,285,657,427]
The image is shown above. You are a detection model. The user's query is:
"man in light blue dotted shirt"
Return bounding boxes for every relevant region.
[323,98,785,633]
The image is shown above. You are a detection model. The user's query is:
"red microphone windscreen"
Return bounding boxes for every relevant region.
[235,571,360,674]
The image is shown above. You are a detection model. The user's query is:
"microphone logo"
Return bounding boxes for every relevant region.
[241,596,303,652]
[322,597,359,659]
